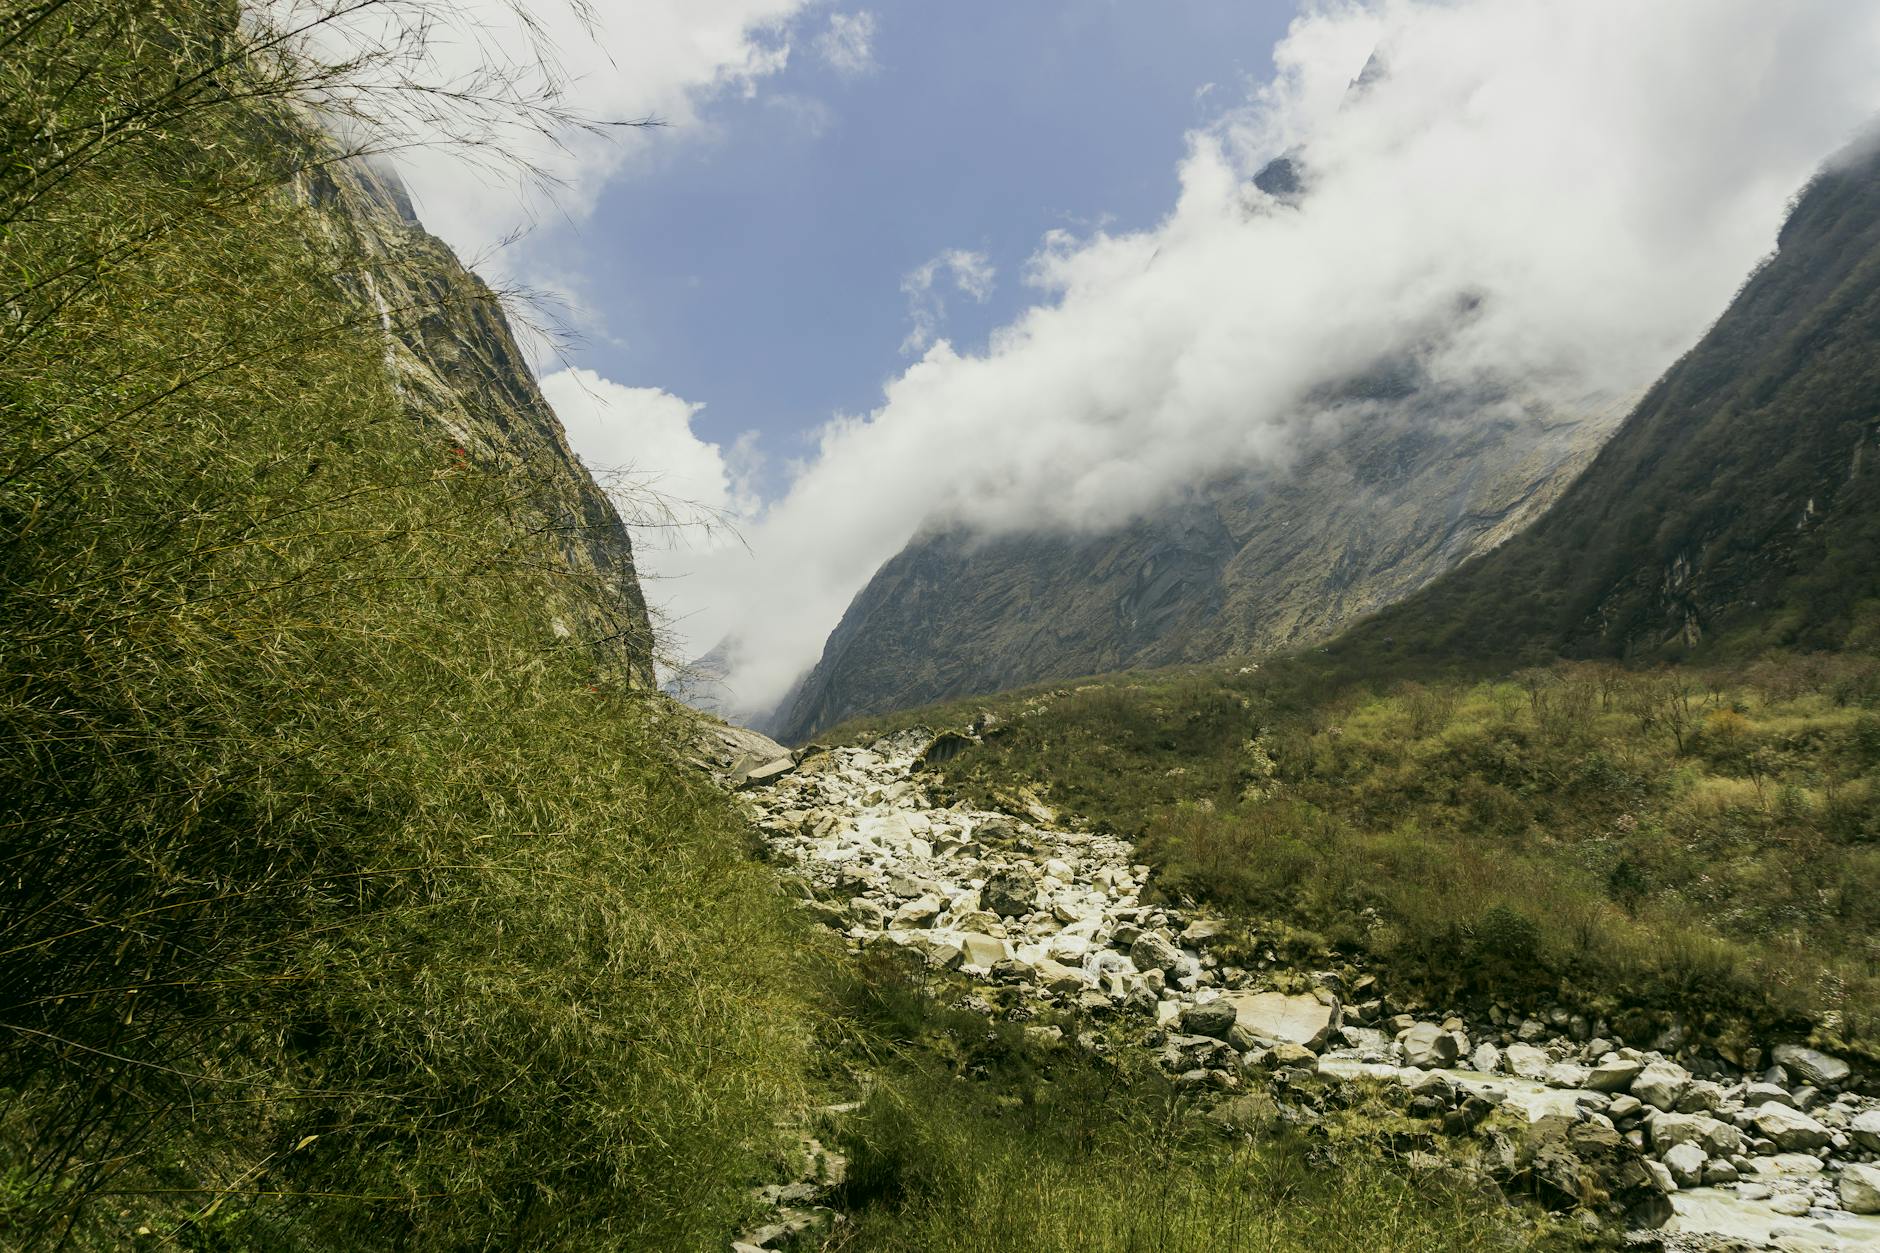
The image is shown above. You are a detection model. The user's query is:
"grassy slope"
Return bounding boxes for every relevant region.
[826,651,1880,1061]
[0,5,813,1247]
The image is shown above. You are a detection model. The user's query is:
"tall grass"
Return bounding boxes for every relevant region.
[1,2,813,1246]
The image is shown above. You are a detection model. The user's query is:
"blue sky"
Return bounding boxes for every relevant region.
[527,1,1296,491]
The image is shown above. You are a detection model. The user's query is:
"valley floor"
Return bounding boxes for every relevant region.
[731,719,1880,1251]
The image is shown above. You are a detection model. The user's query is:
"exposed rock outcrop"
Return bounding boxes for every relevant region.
[304,154,654,682]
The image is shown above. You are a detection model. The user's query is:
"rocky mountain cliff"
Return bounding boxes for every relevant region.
[768,377,1615,743]
[301,151,655,683]
[1344,137,1880,667]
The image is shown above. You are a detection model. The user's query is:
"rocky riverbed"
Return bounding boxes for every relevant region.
[724,724,1880,1251]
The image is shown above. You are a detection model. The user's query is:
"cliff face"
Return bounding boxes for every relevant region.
[1347,138,1880,666]
[299,154,655,684]
[769,398,1613,743]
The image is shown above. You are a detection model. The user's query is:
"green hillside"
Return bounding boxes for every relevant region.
[0,4,812,1246]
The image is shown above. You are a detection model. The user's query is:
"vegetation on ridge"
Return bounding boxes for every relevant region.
[0,3,813,1246]
[831,650,1880,1060]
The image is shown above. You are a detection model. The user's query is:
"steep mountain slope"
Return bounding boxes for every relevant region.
[2,12,803,1246]
[769,373,1614,744]
[1347,138,1880,667]
[308,155,656,683]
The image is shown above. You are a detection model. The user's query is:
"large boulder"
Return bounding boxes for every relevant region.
[1181,1001,1240,1041]
[1130,931,1186,974]
[1587,1057,1645,1093]
[1771,1044,1852,1089]
[1852,1108,1880,1152]
[1631,1061,1692,1112]
[1662,1142,1706,1189]
[1224,991,1338,1051]
[957,932,1010,970]
[1030,958,1091,993]
[1650,1112,1744,1158]
[890,894,943,928]
[1504,1043,1551,1081]
[1841,1163,1880,1215]
[1400,1023,1461,1069]
[982,868,1040,918]
[1749,1102,1831,1151]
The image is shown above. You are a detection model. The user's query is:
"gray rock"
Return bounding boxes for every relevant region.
[1651,1112,1744,1158]
[1771,1045,1851,1089]
[1504,1043,1551,1081]
[1851,1108,1880,1152]
[1841,1163,1880,1215]
[1587,1056,1644,1092]
[1180,919,1228,947]
[1401,1069,1455,1101]
[1469,1042,1502,1074]
[1130,931,1185,975]
[1632,1060,1692,1112]
[1031,958,1091,993]
[1662,1142,1706,1188]
[982,868,1039,918]
[1224,991,1337,1051]
[957,933,1008,970]
[1747,1081,1795,1108]
[1546,1062,1590,1090]
[890,894,943,927]
[1674,1080,1724,1113]
[1180,1000,1240,1041]
[1749,1102,1831,1151]
[1400,1022,1460,1069]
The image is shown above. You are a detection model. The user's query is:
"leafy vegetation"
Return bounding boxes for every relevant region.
[834,650,1880,1060]
[0,3,814,1246]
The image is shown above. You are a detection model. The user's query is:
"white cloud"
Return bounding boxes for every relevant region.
[900,249,997,354]
[276,0,817,267]
[539,369,758,653]
[816,11,879,76]
[669,0,1880,720]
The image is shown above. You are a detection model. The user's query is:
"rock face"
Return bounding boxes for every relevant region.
[765,406,1610,741]
[306,158,654,682]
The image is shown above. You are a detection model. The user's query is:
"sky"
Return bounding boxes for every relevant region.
[332,0,1880,719]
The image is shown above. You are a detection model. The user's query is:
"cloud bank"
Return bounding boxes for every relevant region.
[579,0,1880,719]
[280,0,817,269]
